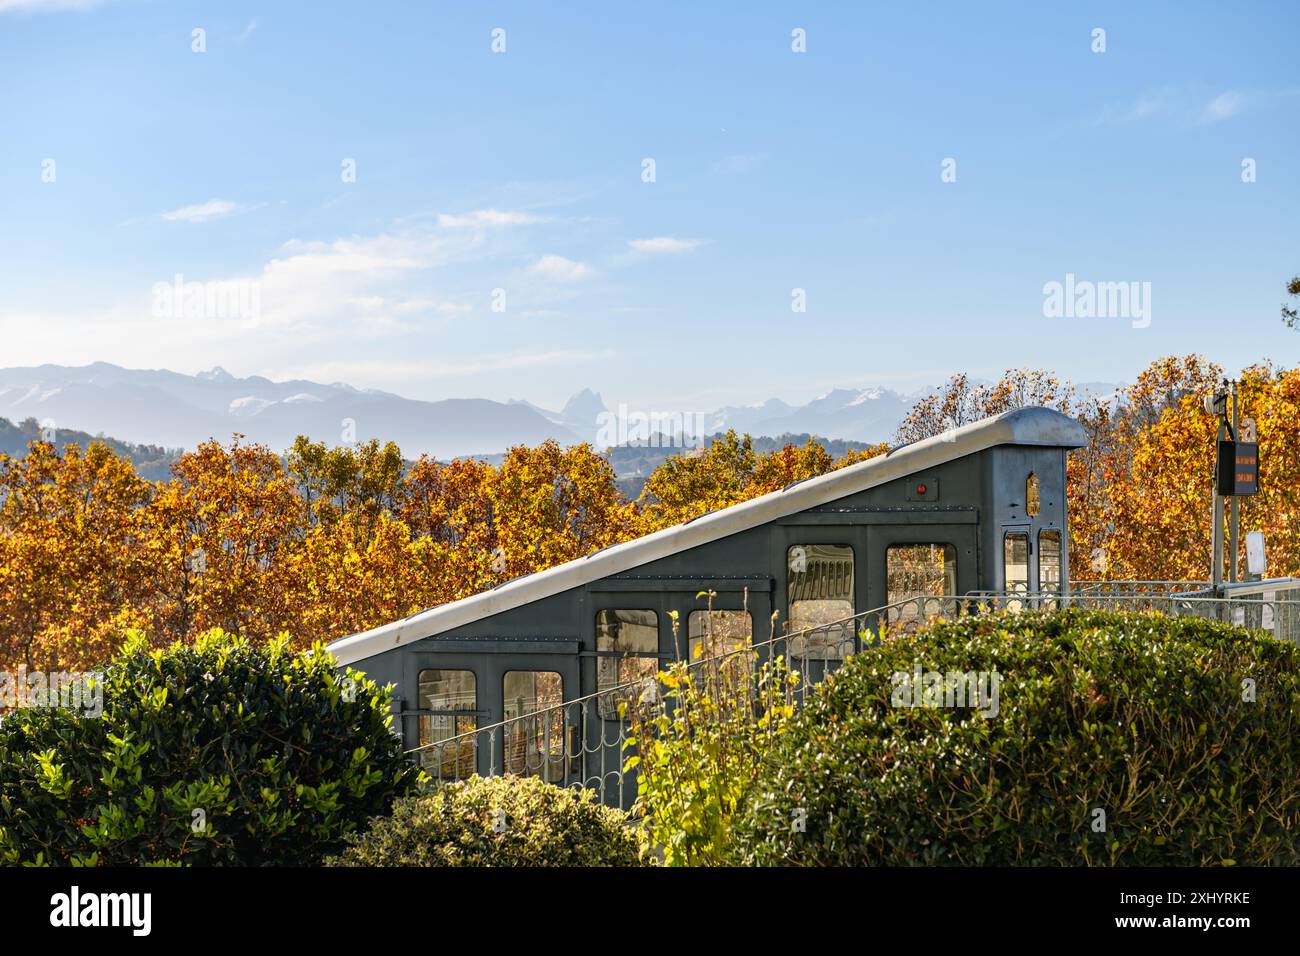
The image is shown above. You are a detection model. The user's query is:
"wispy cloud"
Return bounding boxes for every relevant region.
[527,254,592,282]
[437,208,544,228]
[237,18,259,43]
[392,297,473,316]
[283,350,613,383]
[1094,88,1177,127]
[0,0,106,12]
[1197,91,1247,125]
[161,199,245,223]
[6,200,607,387]
[627,237,705,255]
[256,232,457,327]
[1094,87,1281,128]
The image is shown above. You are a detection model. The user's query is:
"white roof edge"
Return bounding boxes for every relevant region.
[328,406,1086,666]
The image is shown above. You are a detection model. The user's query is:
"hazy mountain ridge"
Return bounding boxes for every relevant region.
[517,385,919,446]
[0,363,579,459]
[0,363,1121,463]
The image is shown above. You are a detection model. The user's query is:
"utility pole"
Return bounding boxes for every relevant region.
[1209,378,1260,595]
[1211,471,1225,590]
[1228,381,1240,584]
[1207,382,1231,594]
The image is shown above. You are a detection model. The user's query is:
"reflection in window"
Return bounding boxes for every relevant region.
[886,544,958,627]
[687,609,753,662]
[1039,529,1062,597]
[417,669,477,779]
[1004,533,1030,600]
[1026,472,1040,517]
[503,671,566,781]
[596,609,659,720]
[687,609,755,689]
[788,544,855,659]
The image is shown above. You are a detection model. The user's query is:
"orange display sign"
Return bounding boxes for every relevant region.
[1216,440,1259,496]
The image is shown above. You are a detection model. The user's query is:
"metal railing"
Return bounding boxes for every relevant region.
[1070,580,1214,595]
[408,603,882,806]
[406,581,1300,809]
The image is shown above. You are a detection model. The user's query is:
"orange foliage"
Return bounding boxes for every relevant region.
[0,355,1294,671]
[634,432,888,532]
[0,442,152,669]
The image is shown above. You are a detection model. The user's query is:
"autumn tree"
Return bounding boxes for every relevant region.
[1282,275,1300,330]
[285,435,403,534]
[142,437,304,644]
[3,356,1295,672]
[400,456,496,549]
[1085,355,1225,580]
[637,431,759,531]
[0,441,152,670]
[894,368,1076,444]
[637,432,886,533]
[488,441,634,579]
[1100,360,1299,581]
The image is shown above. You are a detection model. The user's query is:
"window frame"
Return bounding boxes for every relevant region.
[594,608,661,722]
[885,542,959,607]
[686,608,754,663]
[501,669,567,780]
[786,543,856,660]
[1003,530,1031,597]
[415,667,479,779]
[1038,528,1063,595]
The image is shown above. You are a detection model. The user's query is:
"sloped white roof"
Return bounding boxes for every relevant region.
[327,406,1086,665]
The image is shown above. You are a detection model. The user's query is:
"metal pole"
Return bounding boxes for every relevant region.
[1212,412,1225,594]
[1212,492,1224,588]
[1229,381,1240,584]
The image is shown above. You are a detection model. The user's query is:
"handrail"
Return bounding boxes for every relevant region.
[406,601,886,756]
[403,584,1300,806]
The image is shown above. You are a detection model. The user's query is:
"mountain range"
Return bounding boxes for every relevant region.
[0,363,578,460]
[0,363,926,459]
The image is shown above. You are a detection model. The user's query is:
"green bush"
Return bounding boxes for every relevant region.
[0,630,419,866]
[736,610,1300,866]
[327,774,649,867]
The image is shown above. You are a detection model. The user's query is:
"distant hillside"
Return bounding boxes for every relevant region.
[2,412,881,498]
[0,416,181,482]
[0,362,581,460]
[1,363,1124,461]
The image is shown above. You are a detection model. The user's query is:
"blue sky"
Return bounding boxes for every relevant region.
[1,0,1296,413]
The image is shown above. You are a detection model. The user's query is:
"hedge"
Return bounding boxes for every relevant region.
[735,610,1300,865]
[0,629,419,866]
[328,774,650,867]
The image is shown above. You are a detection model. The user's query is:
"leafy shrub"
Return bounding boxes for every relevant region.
[326,774,648,866]
[624,601,798,866]
[0,629,419,866]
[736,610,1300,866]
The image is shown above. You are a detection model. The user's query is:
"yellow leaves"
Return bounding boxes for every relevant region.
[1083,358,1300,582]
[635,431,884,534]
[0,431,653,668]
[4,355,1298,674]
